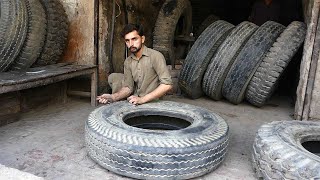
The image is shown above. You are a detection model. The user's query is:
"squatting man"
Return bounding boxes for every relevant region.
[97,24,173,105]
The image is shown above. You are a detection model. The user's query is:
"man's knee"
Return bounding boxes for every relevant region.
[108,73,124,93]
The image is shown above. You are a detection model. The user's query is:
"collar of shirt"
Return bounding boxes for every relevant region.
[129,45,150,61]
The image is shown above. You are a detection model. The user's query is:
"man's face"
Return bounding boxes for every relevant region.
[124,30,145,54]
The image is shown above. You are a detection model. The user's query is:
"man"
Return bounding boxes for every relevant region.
[248,0,280,26]
[97,24,173,105]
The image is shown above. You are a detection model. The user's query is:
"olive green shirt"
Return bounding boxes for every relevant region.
[123,45,173,97]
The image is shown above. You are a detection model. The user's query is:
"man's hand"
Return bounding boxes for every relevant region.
[97,94,114,104]
[127,95,145,105]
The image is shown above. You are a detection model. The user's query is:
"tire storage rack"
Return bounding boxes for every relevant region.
[178,20,307,107]
[0,0,98,112]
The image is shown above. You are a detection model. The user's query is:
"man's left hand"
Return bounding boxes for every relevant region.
[127,95,145,105]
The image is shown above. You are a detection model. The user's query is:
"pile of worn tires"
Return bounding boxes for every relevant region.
[0,0,68,72]
[178,20,306,107]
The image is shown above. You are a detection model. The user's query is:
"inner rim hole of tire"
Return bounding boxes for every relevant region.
[302,141,320,157]
[123,113,192,130]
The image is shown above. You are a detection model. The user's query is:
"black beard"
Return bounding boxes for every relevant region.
[130,46,142,54]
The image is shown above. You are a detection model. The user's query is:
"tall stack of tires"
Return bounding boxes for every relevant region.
[0,0,69,72]
[178,20,306,107]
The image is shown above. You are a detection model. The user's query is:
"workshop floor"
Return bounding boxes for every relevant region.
[0,94,294,180]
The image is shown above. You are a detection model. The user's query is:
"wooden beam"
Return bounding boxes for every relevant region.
[295,0,320,120]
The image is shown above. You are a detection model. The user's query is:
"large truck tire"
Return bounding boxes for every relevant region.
[35,0,68,66]
[9,0,47,71]
[179,20,234,99]
[252,121,320,179]
[246,21,306,107]
[222,21,285,104]
[153,0,192,65]
[0,0,28,72]
[85,101,229,179]
[202,21,258,100]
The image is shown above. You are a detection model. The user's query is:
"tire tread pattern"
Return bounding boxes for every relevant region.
[10,0,47,71]
[202,21,258,100]
[222,21,285,104]
[35,0,68,66]
[0,0,28,72]
[246,21,306,107]
[85,101,229,179]
[179,20,234,99]
[153,0,192,64]
[252,121,320,179]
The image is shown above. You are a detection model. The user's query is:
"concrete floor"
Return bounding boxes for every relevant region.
[0,95,294,180]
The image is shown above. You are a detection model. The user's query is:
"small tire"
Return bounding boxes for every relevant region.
[202,21,258,100]
[245,21,306,107]
[252,121,320,179]
[178,20,234,99]
[222,21,285,104]
[85,101,229,179]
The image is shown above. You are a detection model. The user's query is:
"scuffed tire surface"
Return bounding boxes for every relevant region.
[202,21,258,100]
[153,0,192,65]
[195,14,220,38]
[246,21,306,107]
[35,0,68,66]
[85,101,229,179]
[222,21,285,104]
[9,0,47,71]
[179,20,234,99]
[252,121,320,179]
[0,0,28,72]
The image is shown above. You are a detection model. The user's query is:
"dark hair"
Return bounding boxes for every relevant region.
[120,23,144,38]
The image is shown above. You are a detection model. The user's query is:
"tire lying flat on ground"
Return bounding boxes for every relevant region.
[202,21,258,100]
[179,20,234,99]
[85,101,229,179]
[222,21,285,104]
[0,0,28,72]
[246,21,306,107]
[252,121,320,179]
[153,0,192,65]
[9,0,47,71]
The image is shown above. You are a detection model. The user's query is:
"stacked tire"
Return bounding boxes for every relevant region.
[0,0,69,72]
[178,20,306,107]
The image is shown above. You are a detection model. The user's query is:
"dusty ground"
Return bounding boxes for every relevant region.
[0,94,294,180]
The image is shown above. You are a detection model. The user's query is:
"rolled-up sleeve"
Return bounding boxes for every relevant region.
[152,52,173,85]
[122,59,134,93]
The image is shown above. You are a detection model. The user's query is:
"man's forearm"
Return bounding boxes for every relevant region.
[112,87,132,101]
[142,84,172,103]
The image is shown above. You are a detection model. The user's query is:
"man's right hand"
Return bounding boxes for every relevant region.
[97,94,114,104]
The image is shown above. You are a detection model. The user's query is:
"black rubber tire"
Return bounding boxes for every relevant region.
[9,0,47,71]
[252,121,320,179]
[195,14,220,38]
[35,0,68,66]
[178,20,234,99]
[0,0,28,72]
[153,0,192,65]
[85,101,229,179]
[202,21,258,100]
[246,21,307,107]
[222,21,285,104]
